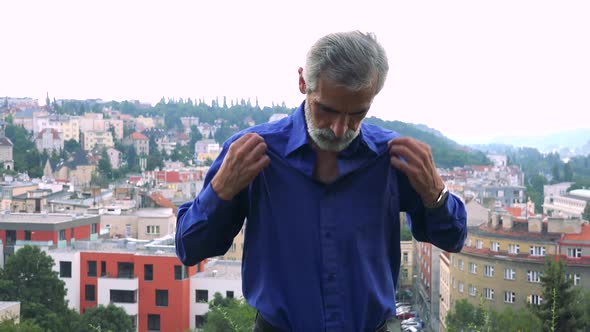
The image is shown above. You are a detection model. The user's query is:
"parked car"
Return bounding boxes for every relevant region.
[397,310,418,320]
[396,306,412,315]
[401,317,423,327]
[396,302,411,309]
[402,326,421,332]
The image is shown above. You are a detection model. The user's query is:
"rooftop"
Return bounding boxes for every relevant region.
[194,259,242,280]
[0,213,98,225]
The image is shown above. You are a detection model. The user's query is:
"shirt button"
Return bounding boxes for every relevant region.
[325,232,331,238]
[328,273,335,281]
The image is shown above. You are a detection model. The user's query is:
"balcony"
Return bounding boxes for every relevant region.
[98,274,138,291]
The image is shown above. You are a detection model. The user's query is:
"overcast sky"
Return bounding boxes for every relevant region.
[1,0,589,144]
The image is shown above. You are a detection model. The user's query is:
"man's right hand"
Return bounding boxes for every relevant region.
[211,133,271,201]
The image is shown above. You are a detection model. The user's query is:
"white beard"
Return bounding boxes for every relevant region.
[304,100,360,152]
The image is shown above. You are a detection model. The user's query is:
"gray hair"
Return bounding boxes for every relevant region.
[303,31,389,95]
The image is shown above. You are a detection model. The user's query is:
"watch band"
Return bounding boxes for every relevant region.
[424,184,449,209]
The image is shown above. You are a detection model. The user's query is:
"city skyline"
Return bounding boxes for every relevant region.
[2,0,589,145]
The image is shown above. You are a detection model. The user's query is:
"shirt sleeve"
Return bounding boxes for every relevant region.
[398,170,467,253]
[175,142,248,266]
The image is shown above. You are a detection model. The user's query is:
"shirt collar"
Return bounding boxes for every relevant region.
[284,101,379,157]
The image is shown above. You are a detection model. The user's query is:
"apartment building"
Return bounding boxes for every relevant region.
[0,213,100,264]
[80,131,114,151]
[446,210,590,317]
[543,189,590,219]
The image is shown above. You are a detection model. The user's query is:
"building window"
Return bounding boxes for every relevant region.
[458,259,464,271]
[466,238,472,247]
[528,294,543,305]
[568,273,581,286]
[491,242,500,252]
[504,268,516,280]
[452,278,457,289]
[196,289,208,303]
[174,265,184,280]
[87,261,97,277]
[195,315,206,328]
[529,246,546,257]
[402,252,409,263]
[226,291,234,299]
[458,282,464,293]
[144,264,153,281]
[85,284,96,301]
[484,288,494,300]
[59,229,66,241]
[70,228,75,238]
[527,270,542,283]
[24,230,31,241]
[60,261,72,278]
[468,284,477,297]
[156,289,168,307]
[469,263,477,274]
[504,291,516,303]
[101,261,107,277]
[484,265,494,277]
[146,225,160,235]
[476,240,483,249]
[401,268,408,280]
[451,256,456,267]
[91,223,97,234]
[147,314,160,331]
[110,290,136,303]
[117,262,134,278]
[567,248,582,258]
[508,244,520,255]
[125,224,132,237]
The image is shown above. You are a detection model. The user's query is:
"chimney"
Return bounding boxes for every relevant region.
[528,217,542,233]
[502,215,514,230]
[548,217,582,234]
[491,213,499,228]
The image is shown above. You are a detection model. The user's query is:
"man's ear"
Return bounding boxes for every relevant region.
[298,67,306,94]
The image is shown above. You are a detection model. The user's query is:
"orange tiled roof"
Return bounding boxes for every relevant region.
[129,132,148,140]
[562,224,590,242]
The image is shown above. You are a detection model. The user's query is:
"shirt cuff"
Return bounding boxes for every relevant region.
[198,183,234,216]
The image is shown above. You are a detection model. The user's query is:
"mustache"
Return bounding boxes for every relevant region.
[310,127,356,142]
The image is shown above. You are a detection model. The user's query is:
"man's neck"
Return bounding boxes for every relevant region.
[311,141,339,184]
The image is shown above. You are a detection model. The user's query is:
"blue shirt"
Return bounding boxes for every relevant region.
[176,102,467,331]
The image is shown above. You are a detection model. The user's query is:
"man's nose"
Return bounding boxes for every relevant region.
[330,115,348,138]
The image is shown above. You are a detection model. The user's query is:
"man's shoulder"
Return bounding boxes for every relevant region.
[223,115,293,147]
[361,122,400,153]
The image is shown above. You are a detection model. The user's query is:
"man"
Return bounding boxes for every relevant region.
[176,31,467,331]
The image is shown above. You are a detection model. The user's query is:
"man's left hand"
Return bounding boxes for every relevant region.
[388,137,445,207]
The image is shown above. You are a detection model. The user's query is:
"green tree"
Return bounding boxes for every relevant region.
[532,258,584,332]
[446,299,485,332]
[0,246,71,331]
[202,293,256,332]
[64,139,82,154]
[0,319,44,332]
[583,203,590,222]
[79,304,134,332]
[126,145,138,171]
[552,164,561,183]
[563,162,574,181]
[98,150,113,179]
[495,306,542,332]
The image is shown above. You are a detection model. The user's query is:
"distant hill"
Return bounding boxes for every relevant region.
[364,116,491,168]
[488,128,590,155]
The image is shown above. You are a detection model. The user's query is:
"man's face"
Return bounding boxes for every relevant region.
[303,75,376,152]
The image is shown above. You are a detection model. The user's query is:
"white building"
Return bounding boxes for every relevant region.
[543,189,590,219]
[35,128,64,153]
[190,260,243,329]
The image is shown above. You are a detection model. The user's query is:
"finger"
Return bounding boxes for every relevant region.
[251,154,271,173]
[390,155,413,175]
[389,143,423,169]
[244,142,267,163]
[234,134,263,158]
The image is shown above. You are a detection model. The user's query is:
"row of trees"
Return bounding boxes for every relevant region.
[0,246,133,332]
[446,258,590,332]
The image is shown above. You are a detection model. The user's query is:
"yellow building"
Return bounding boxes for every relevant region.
[80,131,114,151]
[222,224,245,261]
[447,210,590,316]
